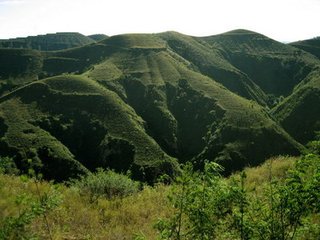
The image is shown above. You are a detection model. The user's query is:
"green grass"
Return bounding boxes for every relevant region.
[83,40,302,171]
[0,30,319,181]
[0,172,172,239]
[0,74,178,182]
[2,155,318,239]
[290,37,320,59]
[159,31,269,105]
[103,33,166,49]
[201,29,320,97]
[87,34,108,42]
[272,69,320,144]
[0,48,43,82]
[0,32,95,51]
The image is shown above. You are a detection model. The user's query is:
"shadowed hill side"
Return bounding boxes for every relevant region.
[87,34,109,41]
[158,31,269,106]
[0,75,178,182]
[290,37,320,60]
[0,30,317,182]
[272,68,320,144]
[85,38,302,172]
[201,29,320,98]
[0,32,95,51]
[0,48,43,97]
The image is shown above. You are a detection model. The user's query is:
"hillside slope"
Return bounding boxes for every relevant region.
[87,34,108,41]
[0,32,95,51]
[0,30,316,181]
[84,34,302,172]
[290,37,320,59]
[0,75,178,182]
[272,68,320,144]
[201,30,319,98]
[158,31,269,106]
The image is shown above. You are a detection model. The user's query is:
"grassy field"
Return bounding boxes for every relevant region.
[2,154,319,239]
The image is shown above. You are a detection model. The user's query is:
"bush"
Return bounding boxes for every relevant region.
[0,156,19,175]
[71,168,140,201]
[156,154,320,240]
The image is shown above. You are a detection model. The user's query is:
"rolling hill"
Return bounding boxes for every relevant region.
[0,32,95,51]
[0,30,319,182]
[290,37,320,60]
[88,34,109,41]
[201,30,319,98]
[272,68,320,144]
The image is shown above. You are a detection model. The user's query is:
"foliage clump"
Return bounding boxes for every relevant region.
[155,153,320,240]
[71,168,140,201]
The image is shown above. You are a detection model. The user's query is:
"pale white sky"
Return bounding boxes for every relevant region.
[0,0,319,42]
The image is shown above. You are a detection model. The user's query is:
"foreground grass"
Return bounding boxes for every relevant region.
[0,174,172,239]
[0,155,314,239]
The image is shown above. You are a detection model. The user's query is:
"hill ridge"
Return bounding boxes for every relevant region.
[0,29,319,182]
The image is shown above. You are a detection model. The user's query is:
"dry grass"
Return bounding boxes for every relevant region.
[0,174,172,239]
[241,155,298,191]
[0,156,299,239]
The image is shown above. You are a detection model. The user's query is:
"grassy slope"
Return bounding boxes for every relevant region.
[87,34,108,42]
[290,37,320,60]
[0,75,177,182]
[158,31,269,105]
[0,48,43,81]
[272,68,320,144]
[268,36,320,144]
[0,156,298,239]
[0,48,44,97]
[202,29,319,97]
[84,33,302,172]
[0,32,95,51]
[0,31,313,179]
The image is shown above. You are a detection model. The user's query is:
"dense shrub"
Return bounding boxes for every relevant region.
[156,153,320,240]
[71,168,140,201]
[0,156,19,175]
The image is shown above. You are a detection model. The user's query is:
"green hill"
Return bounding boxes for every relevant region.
[84,34,302,172]
[0,32,95,51]
[158,31,269,106]
[0,48,43,96]
[201,29,319,98]
[1,30,318,182]
[290,37,320,60]
[0,75,177,182]
[272,68,320,144]
[87,34,109,41]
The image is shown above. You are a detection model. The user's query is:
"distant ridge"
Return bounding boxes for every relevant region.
[0,32,95,51]
[87,34,109,41]
[290,37,320,60]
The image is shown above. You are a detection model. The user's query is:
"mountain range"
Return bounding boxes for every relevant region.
[0,29,319,182]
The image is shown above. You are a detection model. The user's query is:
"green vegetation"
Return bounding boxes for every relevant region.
[0,32,95,51]
[272,69,320,144]
[0,29,319,183]
[201,29,319,97]
[1,28,320,239]
[0,74,178,182]
[1,153,319,239]
[87,34,109,42]
[71,168,140,201]
[290,37,320,60]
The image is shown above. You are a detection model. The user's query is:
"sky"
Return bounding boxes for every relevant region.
[0,0,319,42]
